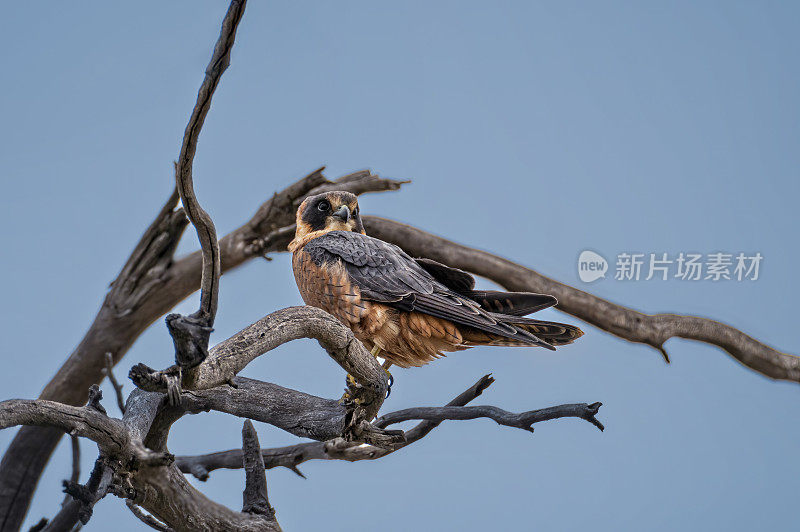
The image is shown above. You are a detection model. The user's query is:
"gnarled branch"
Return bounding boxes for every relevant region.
[164,0,247,376]
[130,306,395,446]
[175,0,245,325]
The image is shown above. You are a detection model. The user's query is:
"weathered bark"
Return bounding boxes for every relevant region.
[174,374,602,479]
[0,311,598,532]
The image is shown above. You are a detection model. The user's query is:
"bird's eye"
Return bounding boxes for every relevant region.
[317,200,330,212]
[352,207,359,217]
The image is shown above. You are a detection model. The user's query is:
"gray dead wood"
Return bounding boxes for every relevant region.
[174,375,602,480]
[1,369,600,531]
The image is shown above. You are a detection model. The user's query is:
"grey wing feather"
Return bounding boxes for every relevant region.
[303,232,556,348]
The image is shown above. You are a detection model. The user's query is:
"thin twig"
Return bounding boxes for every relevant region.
[125,500,173,532]
[59,458,113,527]
[59,435,81,508]
[102,352,126,414]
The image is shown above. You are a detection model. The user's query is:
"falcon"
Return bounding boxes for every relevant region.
[289,191,583,372]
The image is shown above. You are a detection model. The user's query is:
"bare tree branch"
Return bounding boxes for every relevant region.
[3,345,600,531]
[0,401,170,470]
[0,401,125,456]
[164,0,248,376]
[59,435,82,509]
[125,500,173,532]
[376,403,604,432]
[130,306,397,446]
[176,0,245,325]
[102,353,126,415]
[0,187,187,531]
[175,375,603,480]
[128,465,278,532]
[60,458,114,526]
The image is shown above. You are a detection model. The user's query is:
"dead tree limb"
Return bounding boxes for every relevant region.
[164,0,247,375]
[130,306,395,446]
[175,375,602,480]
[3,0,790,526]
[60,435,81,509]
[102,353,126,415]
[1,369,600,531]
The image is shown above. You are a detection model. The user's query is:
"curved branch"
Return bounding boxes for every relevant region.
[174,0,246,324]
[168,378,346,443]
[162,0,248,376]
[102,352,126,415]
[0,400,126,455]
[131,306,390,423]
[362,216,800,383]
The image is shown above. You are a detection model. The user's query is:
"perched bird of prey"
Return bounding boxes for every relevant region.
[289,191,583,371]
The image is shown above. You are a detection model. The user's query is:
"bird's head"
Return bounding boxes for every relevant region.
[289,191,365,251]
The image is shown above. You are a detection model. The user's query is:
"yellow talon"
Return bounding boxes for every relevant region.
[342,346,394,402]
[381,360,394,398]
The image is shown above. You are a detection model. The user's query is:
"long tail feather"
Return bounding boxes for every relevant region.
[467,290,558,316]
[500,315,584,346]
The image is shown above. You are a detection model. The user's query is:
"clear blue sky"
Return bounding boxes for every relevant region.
[1,1,798,530]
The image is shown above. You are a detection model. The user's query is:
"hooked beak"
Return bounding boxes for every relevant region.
[331,205,351,223]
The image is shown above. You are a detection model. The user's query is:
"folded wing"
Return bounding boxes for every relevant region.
[303,231,582,349]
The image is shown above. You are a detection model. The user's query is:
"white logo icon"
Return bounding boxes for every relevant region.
[578,250,608,283]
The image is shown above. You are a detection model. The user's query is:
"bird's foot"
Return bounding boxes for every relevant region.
[340,373,362,405]
[382,362,394,399]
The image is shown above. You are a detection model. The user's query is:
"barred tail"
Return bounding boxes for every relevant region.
[462,316,583,349]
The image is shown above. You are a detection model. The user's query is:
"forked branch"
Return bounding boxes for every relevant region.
[175,375,603,480]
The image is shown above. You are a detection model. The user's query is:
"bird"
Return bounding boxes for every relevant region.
[289,190,583,378]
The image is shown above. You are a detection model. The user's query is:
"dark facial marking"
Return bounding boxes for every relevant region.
[301,191,362,232]
[302,195,333,230]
